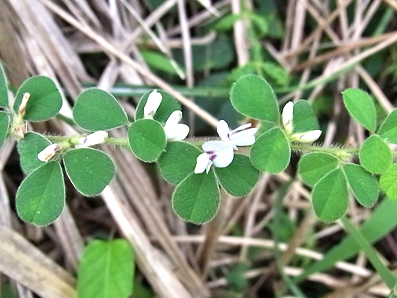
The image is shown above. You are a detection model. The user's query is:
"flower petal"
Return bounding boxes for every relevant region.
[166,124,189,141]
[144,89,162,119]
[78,131,108,146]
[231,122,252,134]
[195,153,211,174]
[217,120,231,143]
[202,141,234,168]
[282,101,294,135]
[292,130,322,143]
[230,128,258,147]
[164,110,182,130]
[38,144,59,162]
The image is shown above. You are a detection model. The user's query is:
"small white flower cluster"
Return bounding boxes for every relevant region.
[194,120,258,174]
[282,101,322,142]
[144,89,189,141]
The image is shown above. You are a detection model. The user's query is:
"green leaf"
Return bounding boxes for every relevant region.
[13,76,62,121]
[172,171,220,224]
[135,90,181,123]
[230,74,279,122]
[16,162,65,226]
[343,164,379,207]
[141,51,181,76]
[128,119,166,162]
[0,111,10,148]
[0,64,8,107]
[292,100,319,134]
[17,132,51,174]
[73,88,128,131]
[250,128,290,174]
[342,88,376,132]
[299,198,397,281]
[215,154,260,196]
[378,108,397,144]
[157,141,201,184]
[63,148,115,196]
[359,135,392,174]
[380,164,397,200]
[77,239,134,298]
[312,168,348,222]
[298,152,339,187]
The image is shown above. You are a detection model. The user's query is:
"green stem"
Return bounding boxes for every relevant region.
[341,217,397,289]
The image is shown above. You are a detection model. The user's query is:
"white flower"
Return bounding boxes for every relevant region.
[144,89,162,119]
[291,130,322,143]
[217,120,258,150]
[282,101,293,135]
[194,141,234,174]
[194,120,258,174]
[38,144,59,162]
[164,111,189,141]
[78,131,108,146]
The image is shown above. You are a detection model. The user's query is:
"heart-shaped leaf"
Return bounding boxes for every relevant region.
[172,171,219,224]
[359,135,392,174]
[298,152,339,187]
[342,88,376,132]
[77,239,134,298]
[230,74,279,122]
[215,154,260,196]
[378,108,397,144]
[380,164,397,200]
[16,162,65,226]
[135,90,181,123]
[128,119,166,162]
[17,132,52,174]
[312,168,348,222]
[343,163,379,207]
[292,100,319,134]
[250,128,290,174]
[63,148,115,196]
[13,76,62,121]
[157,141,201,184]
[73,88,128,131]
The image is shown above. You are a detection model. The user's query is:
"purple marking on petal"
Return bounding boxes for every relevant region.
[205,150,214,154]
[227,133,231,138]
[209,154,217,161]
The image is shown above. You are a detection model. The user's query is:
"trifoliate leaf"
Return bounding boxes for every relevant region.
[0,64,8,107]
[298,152,339,187]
[0,111,10,148]
[359,135,392,174]
[292,100,319,134]
[378,108,397,144]
[380,164,397,200]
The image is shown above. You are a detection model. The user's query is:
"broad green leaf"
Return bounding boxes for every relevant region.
[16,162,65,226]
[128,119,166,162]
[73,88,128,131]
[13,76,62,121]
[172,171,219,224]
[63,148,115,196]
[359,135,392,174]
[215,154,260,196]
[17,132,51,174]
[298,198,397,281]
[312,168,348,222]
[298,152,339,187]
[157,141,201,184]
[141,51,181,76]
[135,90,181,123]
[0,64,8,107]
[77,239,134,298]
[343,164,379,207]
[342,88,376,132]
[230,74,279,122]
[0,111,10,148]
[380,164,397,200]
[292,100,319,134]
[378,109,397,144]
[250,128,290,174]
